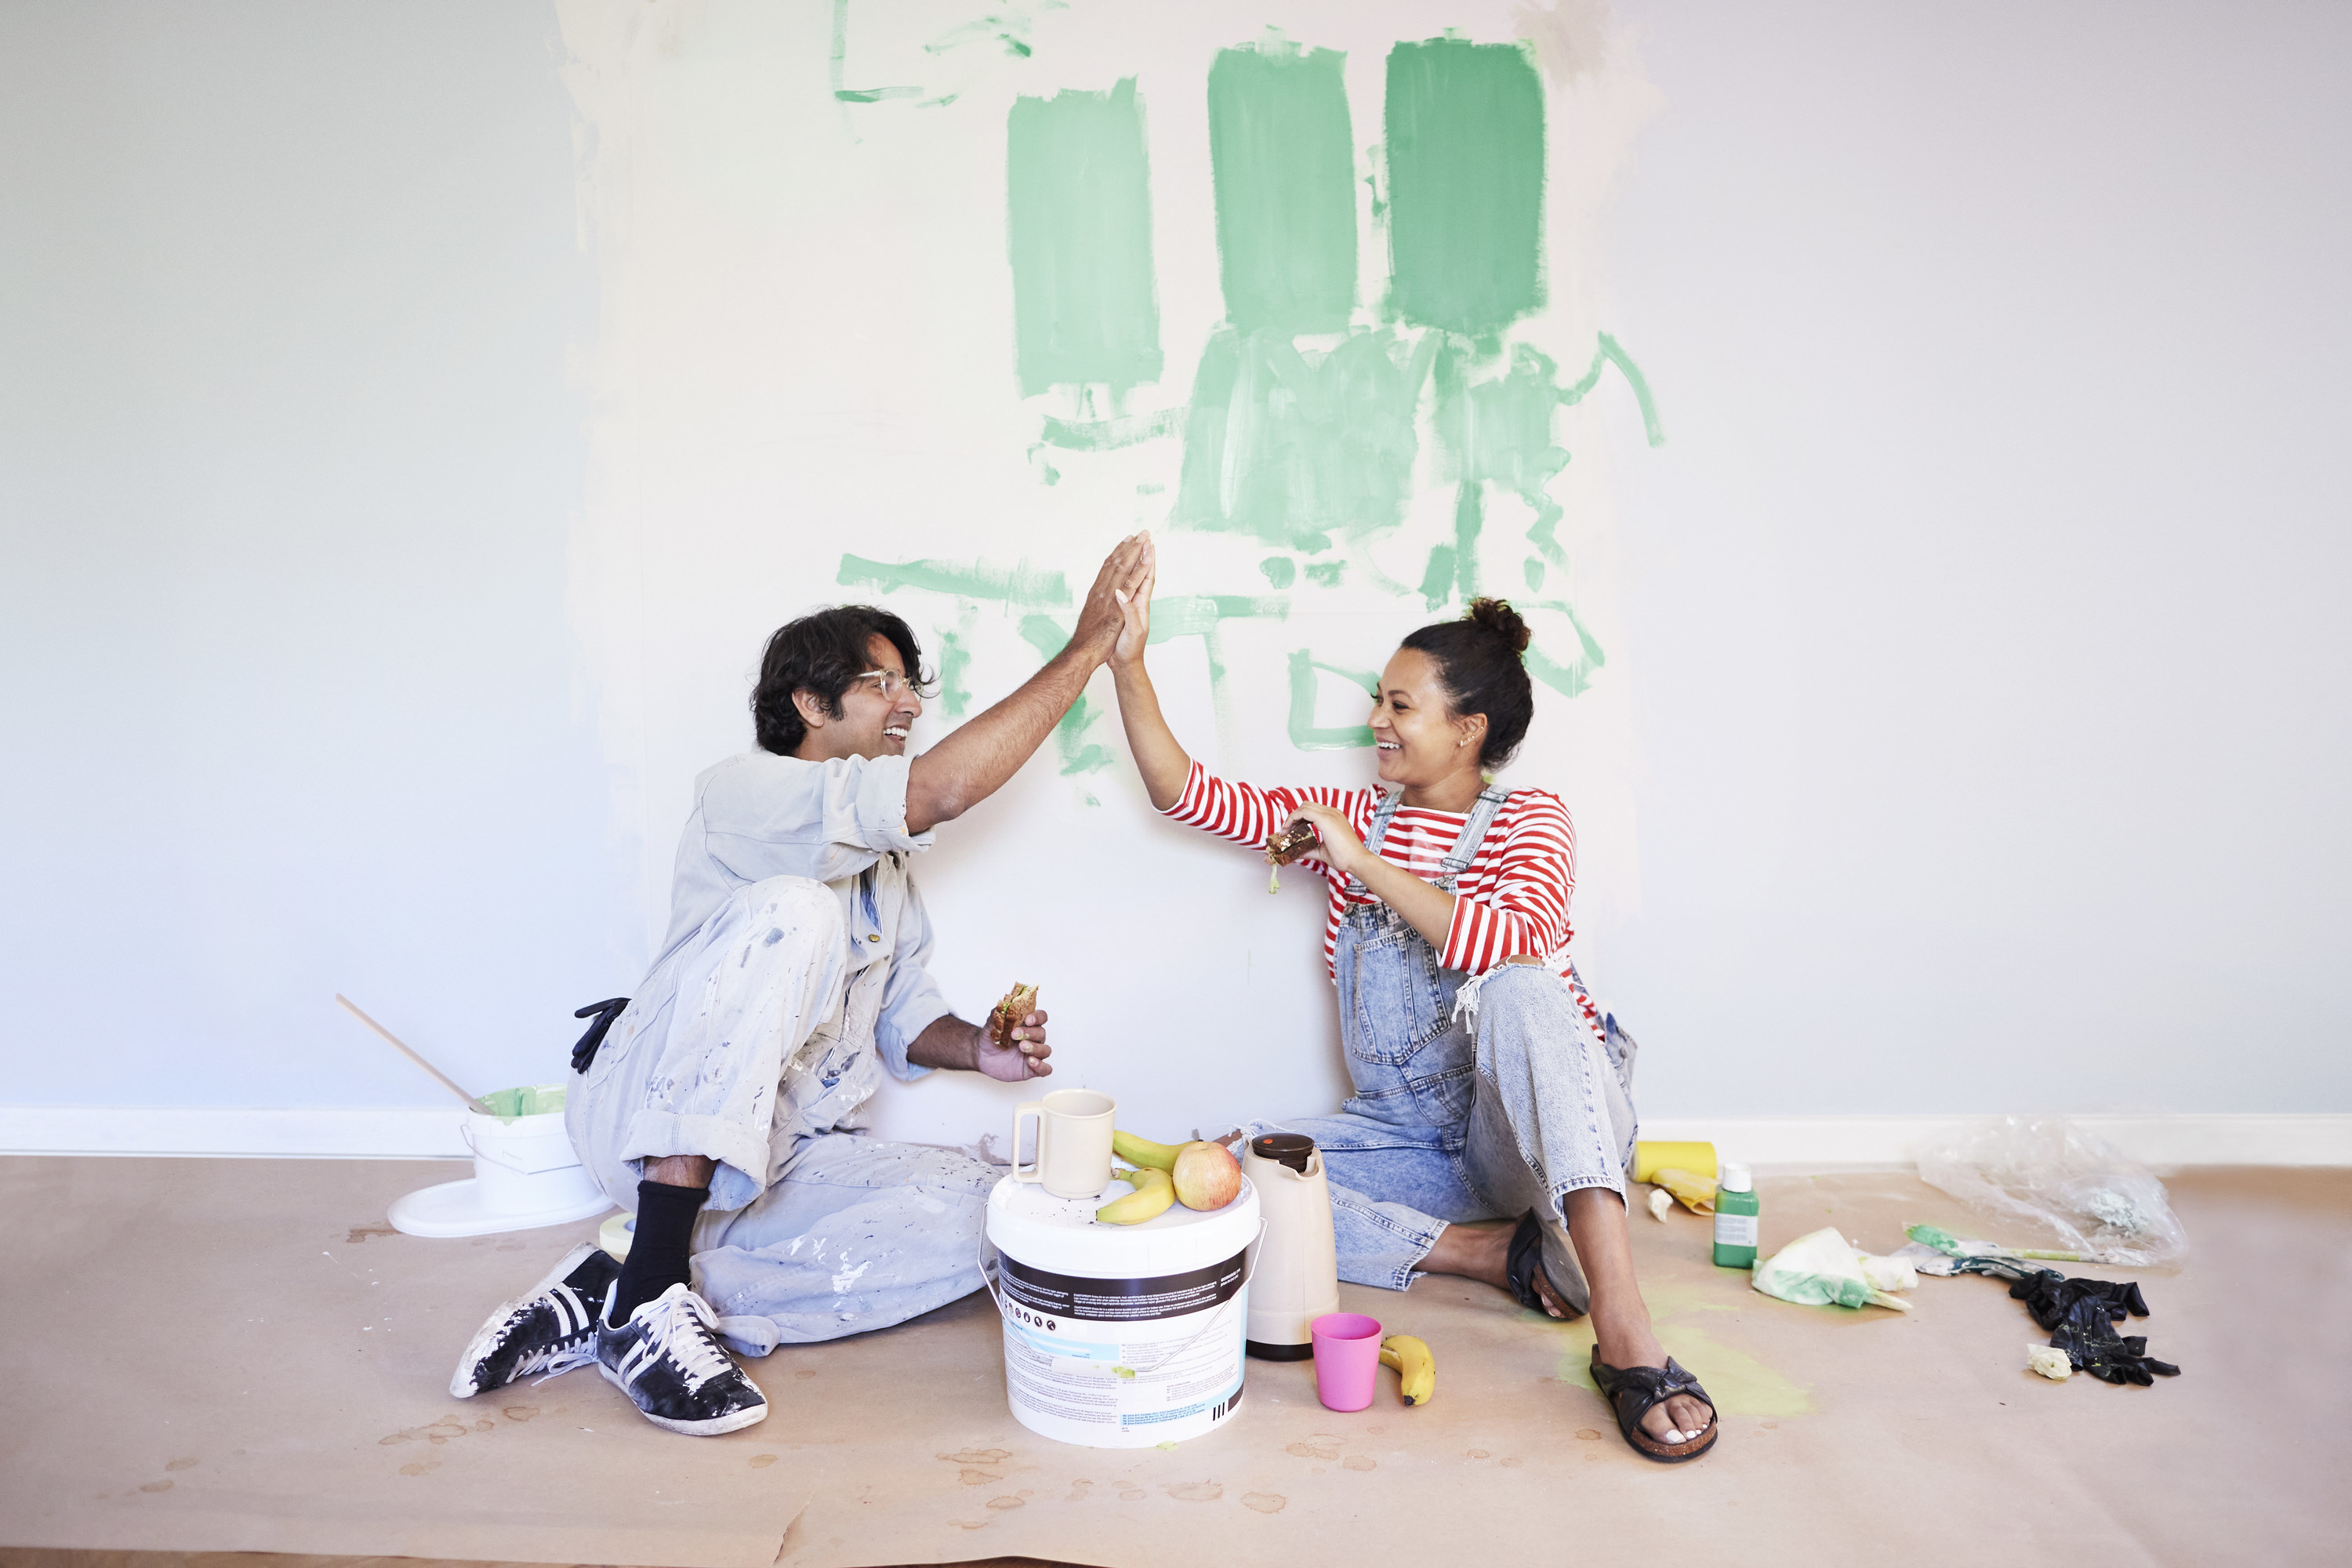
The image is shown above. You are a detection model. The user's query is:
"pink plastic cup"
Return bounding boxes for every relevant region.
[1310,1312,1384,1412]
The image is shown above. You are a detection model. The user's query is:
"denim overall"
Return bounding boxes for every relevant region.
[1244,787,1640,1312]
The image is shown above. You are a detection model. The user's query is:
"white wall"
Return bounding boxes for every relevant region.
[0,2,640,1108]
[3,2,2344,1147]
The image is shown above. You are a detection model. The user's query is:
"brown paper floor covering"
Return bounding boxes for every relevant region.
[2,1156,2346,1567]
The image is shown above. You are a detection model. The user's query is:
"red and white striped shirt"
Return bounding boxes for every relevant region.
[1162,760,1584,982]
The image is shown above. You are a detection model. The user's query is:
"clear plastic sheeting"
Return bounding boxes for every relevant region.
[1917,1116,2189,1267]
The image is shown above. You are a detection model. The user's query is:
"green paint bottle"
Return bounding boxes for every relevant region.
[1711,1163,1759,1269]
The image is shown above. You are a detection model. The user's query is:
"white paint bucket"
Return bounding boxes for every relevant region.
[983,1172,1259,1448]
[387,1084,612,1239]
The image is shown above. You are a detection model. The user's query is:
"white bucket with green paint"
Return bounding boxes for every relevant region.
[387,1084,613,1239]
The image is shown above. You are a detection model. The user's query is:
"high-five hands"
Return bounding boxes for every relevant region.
[1073,532,1155,666]
[1109,532,1157,670]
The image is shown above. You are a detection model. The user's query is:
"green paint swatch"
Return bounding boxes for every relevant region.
[1207,41,1356,336]
[1385,38,1545,336]
[1287,650,1378,750]
[1007,79,1163,395]
[1174,325,1437,550]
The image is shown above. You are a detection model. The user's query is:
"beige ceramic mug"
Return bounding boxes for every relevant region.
[1011,1088,1116,1199]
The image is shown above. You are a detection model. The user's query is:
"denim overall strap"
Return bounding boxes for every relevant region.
[1435,786,1510,891]
[1341,788,1410,901]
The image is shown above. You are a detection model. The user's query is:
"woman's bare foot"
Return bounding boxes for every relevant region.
[1420,1208,1713,1445]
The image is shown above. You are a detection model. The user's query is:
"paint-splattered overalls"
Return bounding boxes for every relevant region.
[1243,786,1640,1312]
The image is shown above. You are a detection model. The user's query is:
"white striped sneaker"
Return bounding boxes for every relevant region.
[595,1282,768,1436]
[448,1243,616,1399]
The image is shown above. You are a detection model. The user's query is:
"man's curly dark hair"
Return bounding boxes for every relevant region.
[750,605,932,756]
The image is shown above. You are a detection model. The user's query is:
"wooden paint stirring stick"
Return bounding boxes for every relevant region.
[335,993,495,1116]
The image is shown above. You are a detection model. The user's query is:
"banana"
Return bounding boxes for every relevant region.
[1111,1130,1185,1173]
[1378,1334,1435,1406]
[1095,1166,1175,1225]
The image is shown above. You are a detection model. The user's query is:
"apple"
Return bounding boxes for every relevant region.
[1171,1139,1243,1210]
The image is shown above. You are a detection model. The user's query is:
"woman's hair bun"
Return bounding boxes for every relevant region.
[1465,597,1531,656]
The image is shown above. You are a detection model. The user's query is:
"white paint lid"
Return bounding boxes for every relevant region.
[987,1173,1260,1278]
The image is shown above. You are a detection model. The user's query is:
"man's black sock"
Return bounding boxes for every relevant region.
[608,1178,707,1324]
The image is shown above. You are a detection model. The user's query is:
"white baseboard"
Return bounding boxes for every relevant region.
[1638,1114,2352,1171]
[0,1105,471,1160]
[2,1106,2347,1168]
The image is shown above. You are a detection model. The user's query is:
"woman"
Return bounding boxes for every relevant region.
[1108,554,1718,1461]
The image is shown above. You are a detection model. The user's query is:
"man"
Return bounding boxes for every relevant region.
[448,533,1155,1435]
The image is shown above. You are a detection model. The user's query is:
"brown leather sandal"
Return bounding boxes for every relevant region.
[1588,1348,1719,1463]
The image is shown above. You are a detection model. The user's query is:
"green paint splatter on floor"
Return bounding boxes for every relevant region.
[1007,78,1162,395]
[1174,326,1438,550]
[1304,559,1346,586]
[837,554,1069,608]
[1287,650,1378,751]
[1258,556,1296,590]
[1385,38,1545,338]
[1208,38,1356,337]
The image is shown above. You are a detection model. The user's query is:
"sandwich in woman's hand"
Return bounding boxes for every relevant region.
[1264,820,1319,893]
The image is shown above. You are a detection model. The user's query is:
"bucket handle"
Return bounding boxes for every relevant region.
[461,1119,586,1177]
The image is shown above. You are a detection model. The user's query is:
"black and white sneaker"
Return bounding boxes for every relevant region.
[596,1282,768,1436]
[448,1243,618,1399]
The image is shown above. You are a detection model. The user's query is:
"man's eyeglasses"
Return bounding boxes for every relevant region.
[850,670,929,701]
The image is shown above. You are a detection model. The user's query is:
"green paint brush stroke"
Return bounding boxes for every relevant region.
[1036,408,1184,451]
[1287,650,1378,750]
[936,626,974,717]
[1433,335,1664,571]
[1562,332,1667,446]
[1145,593,1290,643]
[838,554,1071,608]
[1521,599,1607,698]
[1207,39,1356,336]
[1174,325,1438,550]
[1007,79,1163,395]
[1385,38,1545,337]
[1017,614,1115,774]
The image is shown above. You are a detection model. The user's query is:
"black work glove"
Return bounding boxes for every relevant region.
[2046,1290,2180,1384]
[570,996,630,1073]
[2011,1271,2150,1332]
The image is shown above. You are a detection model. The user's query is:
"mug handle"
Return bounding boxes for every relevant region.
[1011,1101,1046,1183]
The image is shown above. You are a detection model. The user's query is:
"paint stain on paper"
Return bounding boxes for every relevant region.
[1243,1491,1287,1512]
[1208,36,1356,336]
[1385,38,1546,338]
[1164,1481,1223,1501]
[1007,78,1162,395]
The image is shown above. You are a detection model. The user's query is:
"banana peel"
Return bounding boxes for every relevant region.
[1378,1334,1435,1405]
[1112,1129,1185,1172]
[1096,1166,1174,1225]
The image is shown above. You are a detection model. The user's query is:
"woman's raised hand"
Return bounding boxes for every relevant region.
[1109,533,1156,670]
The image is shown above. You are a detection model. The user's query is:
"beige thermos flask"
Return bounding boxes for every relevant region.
[1242,1133,1340,1360]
